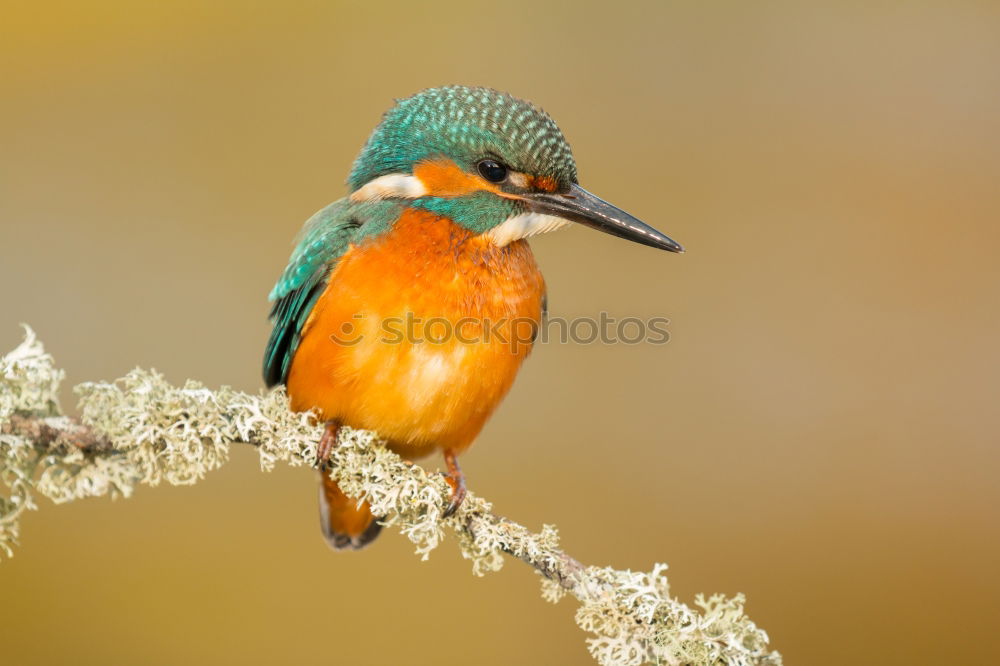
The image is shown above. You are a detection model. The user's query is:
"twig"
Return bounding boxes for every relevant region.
[0,327,781,666]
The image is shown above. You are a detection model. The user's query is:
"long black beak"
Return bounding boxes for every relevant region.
[525,184,684,253]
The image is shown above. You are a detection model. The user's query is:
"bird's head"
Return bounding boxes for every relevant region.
[347,85,683,253]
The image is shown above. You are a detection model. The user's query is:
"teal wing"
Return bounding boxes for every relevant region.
[263,199,359,387]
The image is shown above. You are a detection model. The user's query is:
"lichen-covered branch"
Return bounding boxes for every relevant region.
[0,327,781,666]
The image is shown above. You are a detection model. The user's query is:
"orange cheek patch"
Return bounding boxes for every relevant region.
[529,175,560,192]
[413,159,502,197]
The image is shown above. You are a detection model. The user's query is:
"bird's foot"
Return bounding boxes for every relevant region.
[316,421,340,470]
[442,448,467,518]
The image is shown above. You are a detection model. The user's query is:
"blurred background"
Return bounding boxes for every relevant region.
[2,1,998,664]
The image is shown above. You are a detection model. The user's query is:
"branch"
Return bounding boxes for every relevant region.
[0,327,781,666]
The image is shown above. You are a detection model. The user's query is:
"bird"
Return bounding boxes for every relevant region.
[264,86,682,550]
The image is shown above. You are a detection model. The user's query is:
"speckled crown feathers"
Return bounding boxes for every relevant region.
[348,86,577,190]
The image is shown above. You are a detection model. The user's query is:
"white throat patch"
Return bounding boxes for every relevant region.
[350,173,427,202]
[486,212,571,247]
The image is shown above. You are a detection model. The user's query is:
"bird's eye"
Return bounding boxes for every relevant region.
[477,159,508,183]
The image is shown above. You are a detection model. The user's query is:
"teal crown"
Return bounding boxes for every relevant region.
[348,86,578,191]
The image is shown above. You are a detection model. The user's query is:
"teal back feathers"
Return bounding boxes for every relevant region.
[263,199,401,386]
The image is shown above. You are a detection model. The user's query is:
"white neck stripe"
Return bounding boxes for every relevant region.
[350,173,427,202]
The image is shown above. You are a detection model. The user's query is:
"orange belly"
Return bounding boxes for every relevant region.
[286,208,545,459]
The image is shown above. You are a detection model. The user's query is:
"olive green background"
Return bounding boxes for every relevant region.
[2,1,998,664]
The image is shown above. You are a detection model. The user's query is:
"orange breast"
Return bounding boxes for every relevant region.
[286,208,545,458]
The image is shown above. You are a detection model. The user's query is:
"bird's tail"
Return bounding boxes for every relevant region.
[318,472,382,550]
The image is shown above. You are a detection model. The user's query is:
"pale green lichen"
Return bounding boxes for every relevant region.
[540,573,569,604]
[0,325,63,420]
[0,326,60,557]
[0,328,781,665]
[575,565,779,666]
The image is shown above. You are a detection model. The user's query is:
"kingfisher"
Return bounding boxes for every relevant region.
[264,86,683,549]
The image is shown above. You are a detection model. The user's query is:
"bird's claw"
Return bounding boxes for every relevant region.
[442,448,466,518]
[316,421,340,470]
[443,473,467,518]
